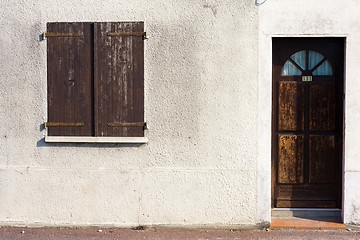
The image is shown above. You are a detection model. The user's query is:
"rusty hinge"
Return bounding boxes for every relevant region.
[44,122,84,129]
[108,122,147,129]
[107,32,149,39]
[43,33,84,38]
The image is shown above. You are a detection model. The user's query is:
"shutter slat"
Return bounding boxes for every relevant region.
[94,22,113,136]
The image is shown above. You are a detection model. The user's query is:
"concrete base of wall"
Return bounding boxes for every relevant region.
[344,172,360,224]
[0,222,270,231]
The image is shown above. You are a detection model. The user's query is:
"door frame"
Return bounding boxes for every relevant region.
[270,37,345,208]
[256,35,346,222]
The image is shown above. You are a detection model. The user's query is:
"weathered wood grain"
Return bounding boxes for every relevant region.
[278,135,304,184]
[309,83,335,131]
[278,82,304,131]
[47,22,92,136]
[94,22,144,137]
[309,135,335,184]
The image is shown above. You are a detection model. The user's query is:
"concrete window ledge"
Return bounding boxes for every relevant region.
[45,136,148,144]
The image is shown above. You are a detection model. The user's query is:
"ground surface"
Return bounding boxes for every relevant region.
[0,227,360,240]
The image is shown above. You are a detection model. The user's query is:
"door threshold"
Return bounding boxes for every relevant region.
[271,208,344,229]
[272,208,341,211]
[270,218,345,229]
[272,208,342,221]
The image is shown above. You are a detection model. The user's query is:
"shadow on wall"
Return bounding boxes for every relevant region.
[36,137,144,148]
[37,124,144,148]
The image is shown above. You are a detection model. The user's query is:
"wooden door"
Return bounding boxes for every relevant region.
[272,38,344,208]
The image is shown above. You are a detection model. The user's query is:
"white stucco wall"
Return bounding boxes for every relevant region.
[0,0,261,227]
[258,0,360,224]
[2,0,359,227]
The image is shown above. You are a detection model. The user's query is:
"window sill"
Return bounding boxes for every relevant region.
[45,136,148,144]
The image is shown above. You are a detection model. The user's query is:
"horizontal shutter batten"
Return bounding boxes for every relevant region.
[107,32,146,37]
[107,122,146,127]
[44,32,83,37]
[45,122,84,129]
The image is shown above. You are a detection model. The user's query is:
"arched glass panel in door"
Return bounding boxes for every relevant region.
[281,50,333,76]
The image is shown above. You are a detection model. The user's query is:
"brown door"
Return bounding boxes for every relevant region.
[272,38,344,208]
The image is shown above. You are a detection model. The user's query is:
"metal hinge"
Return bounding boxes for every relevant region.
[107,32,149,40]
[108,122,147,130]
[44,122,84,129]
[43,33,84,39]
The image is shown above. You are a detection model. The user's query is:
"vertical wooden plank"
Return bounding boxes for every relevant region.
[309,83,335,131]
[47,22,92,136]
[80,23,93,136]
[66,23,77,136]
[111,22,129,137]
[111,23,121,137]
[47,23,56,134]
[309,135,335,183]
[133,22,145,137]
[119,22,144,137]
[95,22,144,137]
[120,22,135,137]
[93,23,99,136]
[85,23,94,136]
[278,82,304,131]
[94,22,112,136]
[278,135,304,184]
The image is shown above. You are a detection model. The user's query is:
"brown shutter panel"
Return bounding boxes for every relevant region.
[94,22,144,137]
[47,22,93,136]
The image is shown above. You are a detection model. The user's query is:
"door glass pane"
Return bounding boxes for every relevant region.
[313,60,333,75]
[309,50,324,70]
[282,60,302,75]
[290,50,306,70]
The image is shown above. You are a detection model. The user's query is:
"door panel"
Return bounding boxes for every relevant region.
[278,135,304,184]
[278,82,304,131]
[309,83,336,131]
[272,38,344,208]
[309,135,335,184]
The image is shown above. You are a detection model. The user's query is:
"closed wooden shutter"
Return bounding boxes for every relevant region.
[47,22,93,136]
[94,22,144,137]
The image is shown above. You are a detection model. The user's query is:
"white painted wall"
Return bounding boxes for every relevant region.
[258,0,360,224]
[0,0,261,227]
[2,0,359,227]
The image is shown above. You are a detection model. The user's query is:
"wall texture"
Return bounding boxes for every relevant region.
[258,0,360,224]
[0,0,260,227]
[2,0,359,227]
